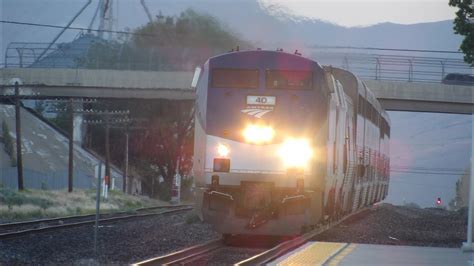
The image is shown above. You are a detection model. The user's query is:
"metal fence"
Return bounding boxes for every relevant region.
[4,42,473,84]
[310,49,473,83]
[3,41,196,71]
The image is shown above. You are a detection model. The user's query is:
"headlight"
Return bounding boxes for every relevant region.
[278,138,313,168]
[217,144,230,157]
[243,125,275,144]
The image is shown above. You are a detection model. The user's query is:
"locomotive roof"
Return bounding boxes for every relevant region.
[207,49,323,69]
[330,67,389,125]
[204,49,389,125]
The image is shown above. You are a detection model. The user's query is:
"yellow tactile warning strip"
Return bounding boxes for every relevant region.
[277,242,347,266]
[326,244,357,266]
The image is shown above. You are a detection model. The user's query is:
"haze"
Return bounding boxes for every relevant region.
[262,0,457,27]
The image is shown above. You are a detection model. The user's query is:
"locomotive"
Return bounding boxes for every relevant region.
[192,50,390,237]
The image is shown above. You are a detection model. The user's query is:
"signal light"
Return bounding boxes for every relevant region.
[436,197,442,205]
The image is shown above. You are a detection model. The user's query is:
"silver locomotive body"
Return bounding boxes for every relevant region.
[192,50,390,236]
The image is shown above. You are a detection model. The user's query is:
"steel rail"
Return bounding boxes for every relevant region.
[235,208,371,265]
[0,204,190,229]
[133,238,224,265]
[0,205,192,239]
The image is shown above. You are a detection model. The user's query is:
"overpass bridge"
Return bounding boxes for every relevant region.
[0,68,472,114]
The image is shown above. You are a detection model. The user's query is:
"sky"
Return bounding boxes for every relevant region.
[384,112,471,207]
[262,0,457,27]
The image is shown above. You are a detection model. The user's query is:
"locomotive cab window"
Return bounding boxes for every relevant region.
[265,70,313,89]
[211,68,259,88]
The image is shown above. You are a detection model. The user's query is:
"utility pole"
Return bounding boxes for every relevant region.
[94,162,102,256]
[14,82,24,191]
[123,131,128,193]
[462,113,474,253]
[104,112,111,188]
[68,98,74,192]
[49,102,132,193]
[84,110,130,191]
[108,122,146,194]
[47,98,97,192]
[462,8,474,259]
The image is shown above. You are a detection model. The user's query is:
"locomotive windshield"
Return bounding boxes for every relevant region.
[211,68,259,88]
[265,70,313,90]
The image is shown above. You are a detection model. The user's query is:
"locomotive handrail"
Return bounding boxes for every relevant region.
[209,190,234,201]
[281,194,306,204]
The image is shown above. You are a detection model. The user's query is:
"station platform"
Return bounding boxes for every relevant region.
[270,241,472,265]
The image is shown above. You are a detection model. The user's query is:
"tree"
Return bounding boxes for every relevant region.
[48,102,71,134]
[82,99,194,200]
[79,9,252,71]
[76,9,249,199]
[128,100,194,200]
[449,0,474,65]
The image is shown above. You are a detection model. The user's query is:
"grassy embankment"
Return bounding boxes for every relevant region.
[0,188,170,222]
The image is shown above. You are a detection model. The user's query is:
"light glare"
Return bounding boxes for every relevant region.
[217,144,230,157]
[243,125,275,144]
[279,138,313,168]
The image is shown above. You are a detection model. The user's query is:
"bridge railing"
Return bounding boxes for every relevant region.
[4,42,473,84]
[310,49,473,83]
[3,42,194,71]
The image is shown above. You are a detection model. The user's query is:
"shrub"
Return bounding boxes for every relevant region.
[0,188,53,209]
[41,181,48,190]
[2,120,16,166]
[157,182,171,201]
[180,176,194,201]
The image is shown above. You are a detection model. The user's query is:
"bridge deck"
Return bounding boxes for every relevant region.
[1,68,472,113]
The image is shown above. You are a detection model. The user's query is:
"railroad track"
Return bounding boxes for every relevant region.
[134,238,225,265]
[235,208,371,265]
[134,234,277,265]
[0,204,192,239]
[134,207,371,265]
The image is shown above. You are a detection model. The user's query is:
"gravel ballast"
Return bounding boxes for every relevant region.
[313,204,467,247]
[0,211,220,264]
[0,204,467,264]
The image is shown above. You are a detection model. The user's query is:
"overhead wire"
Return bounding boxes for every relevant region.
[0,20,155,38]
[310,45,464,54]
[389,179,456,189]
[0,19,471,55]
[390,170,465,176]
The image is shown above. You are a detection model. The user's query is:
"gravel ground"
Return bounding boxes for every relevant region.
[0,204,467,264]
[313,204,467,247]
[0,210,220,264]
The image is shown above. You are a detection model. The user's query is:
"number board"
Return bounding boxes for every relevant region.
[246,95,276,106]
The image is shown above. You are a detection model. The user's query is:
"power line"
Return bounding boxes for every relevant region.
[0,20,154,37]
[309,45,463,54]
[389,179,456,189]
[2,19,468,55]
[391,170,464,176]
[391,166,466,172]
